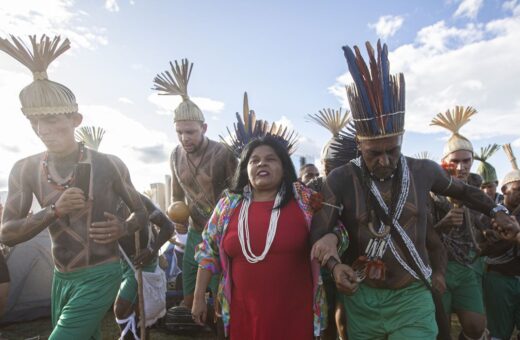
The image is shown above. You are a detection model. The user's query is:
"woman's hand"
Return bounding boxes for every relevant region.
[191,294,207,326]
[311,233,339,266]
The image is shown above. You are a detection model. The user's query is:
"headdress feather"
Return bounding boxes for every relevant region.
[503,143,518,170]
[430,106,476,134]
[306,108,351,137]
[75,126,106,151]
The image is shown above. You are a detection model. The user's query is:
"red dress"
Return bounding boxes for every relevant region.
[223,198,314,340]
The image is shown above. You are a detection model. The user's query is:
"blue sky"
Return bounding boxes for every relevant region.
[1,0,519,194]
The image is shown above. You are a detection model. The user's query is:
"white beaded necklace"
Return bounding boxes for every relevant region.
[238,188,284,263]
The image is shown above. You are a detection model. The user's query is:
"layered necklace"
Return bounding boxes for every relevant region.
[42,143,85,190]
[238,187,284,263]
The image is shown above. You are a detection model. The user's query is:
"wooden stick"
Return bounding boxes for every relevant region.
[135,233,146,340]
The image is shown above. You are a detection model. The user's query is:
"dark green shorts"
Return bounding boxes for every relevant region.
[482,270,520,339]
[342,281,437,339]
[442,260,485,315]
[183,228,218,296]
[50,261,121,340]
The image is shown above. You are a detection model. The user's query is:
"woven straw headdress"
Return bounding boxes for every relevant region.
[502,143,520,188]
[474,144,500,185]
[430,106,476,159]
[342,40,405,140]
[152,59,205,122]
[0,35,77,116]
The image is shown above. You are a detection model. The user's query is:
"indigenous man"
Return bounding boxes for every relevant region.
[475,144,504,204]
[152,59,237,311]
[481,143,520,340]
[310,41,519,339]
[429,106,489,339]
[114,193,174,339]
[299,164,320,186]
[0,35,148,339]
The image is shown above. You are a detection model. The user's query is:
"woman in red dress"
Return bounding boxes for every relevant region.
[191,136,333,339]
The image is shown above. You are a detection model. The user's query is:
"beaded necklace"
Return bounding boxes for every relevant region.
[42,143,85,190]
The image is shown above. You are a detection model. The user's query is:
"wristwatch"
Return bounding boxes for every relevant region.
[490,204,509,218]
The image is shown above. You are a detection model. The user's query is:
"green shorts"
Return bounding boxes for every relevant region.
[482,270,520,339]
[183,227,218,296]
[118,259,157,304]
[342,281,437,339]
[442,260,485,315]
[50,261,121,340]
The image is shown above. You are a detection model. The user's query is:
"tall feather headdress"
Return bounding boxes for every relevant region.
[342,40,405,140]
[474,144,500,184]
[220,92,298,157]
[501,143,520,188]
[413,151,436,161]
[306,108,351,160]
[430,106,476,158]
[0,34,77,116]
[152,59,204,122]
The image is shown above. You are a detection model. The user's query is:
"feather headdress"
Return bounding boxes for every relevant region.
[152,59,204,122]
[413,151,436,161]
[306,108,351,162]
[0,34,77,116]
[220,92,298,157]
[342,40,405,140]
[327,123,359,172]
[430,106,476,158]
[75,126,106,151]
[474,144,500,184]
[501,143,520,188]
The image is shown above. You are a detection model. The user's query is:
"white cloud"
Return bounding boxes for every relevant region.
[147,93,225,115]
[0,0,108,49]
[330,2,520,142]
[454,0,484,19]
[118,97,134,104]
[369,15,405,38]
[105,0,120,12]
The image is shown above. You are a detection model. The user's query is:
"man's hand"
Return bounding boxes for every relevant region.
[134,247,156,269]
[332,264,359,295]
[492,212,520,240]
[431,272,446,295]
[174,222,188,234]
[54,187,86,216]
[191,294,207,326]
[437,207,464,229]
[90,212,126,244]
[311,233,339,266]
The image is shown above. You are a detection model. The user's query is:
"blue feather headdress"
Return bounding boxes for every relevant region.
[342,40,405,140]
[220,92,298,157]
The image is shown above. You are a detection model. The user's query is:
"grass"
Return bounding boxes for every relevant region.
[0,311,216,340]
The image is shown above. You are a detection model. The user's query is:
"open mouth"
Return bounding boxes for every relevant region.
[257,170,270,177]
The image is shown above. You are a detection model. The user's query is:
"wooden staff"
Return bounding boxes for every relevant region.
[135,233,146,340]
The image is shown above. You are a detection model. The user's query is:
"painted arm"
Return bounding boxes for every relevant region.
[141,194,175,254]
[110,156,148,235]
[429,160,520,239]
[170,150,185,203]
[0,160,55,246]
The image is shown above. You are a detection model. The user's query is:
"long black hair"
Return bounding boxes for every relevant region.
[230,135,297,209]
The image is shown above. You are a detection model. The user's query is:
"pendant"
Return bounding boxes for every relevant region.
[354,237,388,282]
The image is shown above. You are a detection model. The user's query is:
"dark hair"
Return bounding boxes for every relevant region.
[299,163,317,175]
[230,136,297,209]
